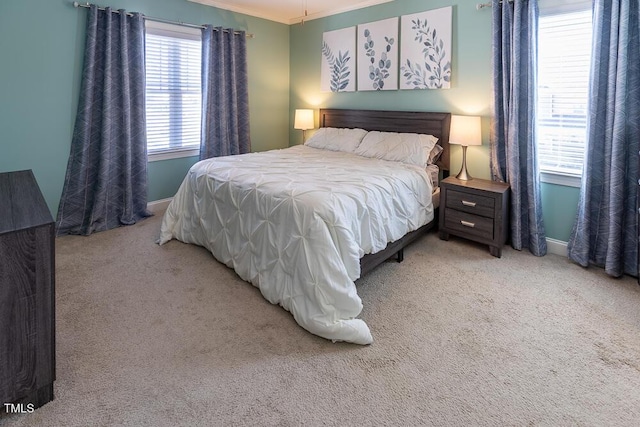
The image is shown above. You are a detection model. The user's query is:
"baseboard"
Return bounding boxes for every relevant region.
[546,237,568,257]
[147,198,172,214]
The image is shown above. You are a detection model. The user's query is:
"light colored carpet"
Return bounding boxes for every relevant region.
[3,212,640,426]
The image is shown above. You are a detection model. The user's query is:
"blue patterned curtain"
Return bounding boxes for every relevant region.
[567,0,640,277]
[57,5,150,236]
[490,0,547,256]
[200,26,250,159]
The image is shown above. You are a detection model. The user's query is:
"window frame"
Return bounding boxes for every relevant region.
[537,0,592,187]
[144,20,202,162]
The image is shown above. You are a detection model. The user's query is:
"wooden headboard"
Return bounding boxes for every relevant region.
[319,108,452,172]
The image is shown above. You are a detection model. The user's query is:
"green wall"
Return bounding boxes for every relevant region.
[0,0,290,213]
[0,0,579,243]
[288,0,580,242]
[540,183,580,242]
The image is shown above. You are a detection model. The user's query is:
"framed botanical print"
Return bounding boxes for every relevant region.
[357,17,398,91]
[400,6,452,89]
[321,27,356,92]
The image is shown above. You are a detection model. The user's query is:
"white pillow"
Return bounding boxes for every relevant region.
[354,131,439,167]
[304,127,368,153]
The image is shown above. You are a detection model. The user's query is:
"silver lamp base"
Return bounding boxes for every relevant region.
[455,145,473,180]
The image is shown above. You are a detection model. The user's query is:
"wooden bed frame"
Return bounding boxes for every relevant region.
[319,108,452,277]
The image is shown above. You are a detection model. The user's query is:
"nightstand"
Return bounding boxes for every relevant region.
[439,176,510,257]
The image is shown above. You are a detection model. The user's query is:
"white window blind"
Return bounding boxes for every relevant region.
[537,8,592,177]
[145,21,202,156]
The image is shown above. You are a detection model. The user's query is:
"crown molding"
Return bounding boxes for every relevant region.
[187,0,394,25]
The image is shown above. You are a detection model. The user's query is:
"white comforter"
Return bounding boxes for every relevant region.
[158,145,433,344]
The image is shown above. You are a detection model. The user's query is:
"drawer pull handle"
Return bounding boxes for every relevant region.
[461,220,476,228]
[462,200,476,207]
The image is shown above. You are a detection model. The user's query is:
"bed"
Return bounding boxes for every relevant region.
[159,109,451,345]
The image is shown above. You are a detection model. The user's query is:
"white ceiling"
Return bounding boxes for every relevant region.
[187,0,395,25]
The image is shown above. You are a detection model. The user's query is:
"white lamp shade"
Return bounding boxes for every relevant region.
[294,109,314,130]
[449,115,482,146]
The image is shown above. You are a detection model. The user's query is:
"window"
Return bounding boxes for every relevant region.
[537,4,592,184]
[145,21,202,160]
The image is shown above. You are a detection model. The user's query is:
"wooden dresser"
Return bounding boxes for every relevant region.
[0,170,55,412]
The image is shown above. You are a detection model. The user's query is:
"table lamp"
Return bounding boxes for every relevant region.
[294,109,314,143]
[449,115,482,180]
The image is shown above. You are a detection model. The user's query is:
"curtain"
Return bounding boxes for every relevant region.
[490,0,547,256]
[567,0,640,277]
[57,5,150,236]
[200,26,251,160]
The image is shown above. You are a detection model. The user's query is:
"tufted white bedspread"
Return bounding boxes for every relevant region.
[159,145,434,344]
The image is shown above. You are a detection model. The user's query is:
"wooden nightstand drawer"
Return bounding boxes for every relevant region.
[444,208,494,240]
[439,176,510,257]
[446,189,495,217]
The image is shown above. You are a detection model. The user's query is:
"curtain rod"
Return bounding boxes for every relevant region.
[476,0,513,10]
[72,1,254,38]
